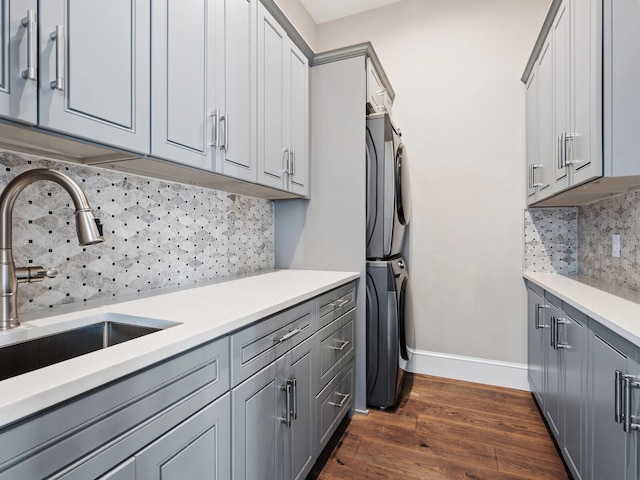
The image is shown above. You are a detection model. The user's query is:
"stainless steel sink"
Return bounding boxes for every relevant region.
[0,314,180,381]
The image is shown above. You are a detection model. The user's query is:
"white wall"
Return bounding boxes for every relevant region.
[278,0,550,381]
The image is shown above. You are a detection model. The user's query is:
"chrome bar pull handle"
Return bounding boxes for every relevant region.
[551,316,556,349]
[292,378,298,420]
[328,339,351,351]
[623,375,640,433]
[273,327,302,344]
[616,370,623,423]
[211,109,219,148]
[528,164,532,189]
[557,135,562,169]
[21,10,37,81]
[281,382,292,427]
[535,304,542,329]
[328,392,350,408]
[282,148,290,176]
[50,25,65,90]
[290,148,295,176]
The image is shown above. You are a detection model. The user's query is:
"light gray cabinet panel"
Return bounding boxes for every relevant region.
[0,0,37,124]
[286,42,308,196]
[317,283,356,330]
[527,282,546,407]
[562,303,587,480]
[257,2,309,195]
[38,0,150,154]
[316,308,355,394]
[544,294,562,438]
[286,337,315,480]
[98,458,135,480]
[552,0,570,192]
[257,3,287,190]
[231,358,284,480]
[317,362,354,451]
[214,0,257,182]
[589,322,638,480]
[230,299,315,387]
[151,0,215,169]
[135,393,231,480]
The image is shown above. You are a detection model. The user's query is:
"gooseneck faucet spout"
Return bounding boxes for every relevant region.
[0,168,104,330]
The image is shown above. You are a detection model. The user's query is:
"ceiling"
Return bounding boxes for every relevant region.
[300,0,405,24]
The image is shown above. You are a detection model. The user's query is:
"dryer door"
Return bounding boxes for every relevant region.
[365,126,378,253]
[365,269,380,395]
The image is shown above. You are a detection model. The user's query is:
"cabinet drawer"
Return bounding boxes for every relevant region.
[316,309,355,393]
[0,337,229,480]
[317,362,354,451]
[231,300,316,386]
[317,282,355,330]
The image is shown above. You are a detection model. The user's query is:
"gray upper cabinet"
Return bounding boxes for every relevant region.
[0,0,38,125]
[38,0,150,155]
[551,0,570,193]
[213,0,258,182]
[151,0,216,170]
[257,2,309,196]
[588,321,638,480]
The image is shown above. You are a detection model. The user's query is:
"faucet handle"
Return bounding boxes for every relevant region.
[16,266,59,283]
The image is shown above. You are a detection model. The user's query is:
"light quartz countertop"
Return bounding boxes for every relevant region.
[0,269,359,427]
[524,272,640,347]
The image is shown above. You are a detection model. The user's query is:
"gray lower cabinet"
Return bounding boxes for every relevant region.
[588,321,638,480]
[231,336,315,480]
[0,337,230,479]
[527,280,639,480]
[527,282,546,408]
[135,393,231,480]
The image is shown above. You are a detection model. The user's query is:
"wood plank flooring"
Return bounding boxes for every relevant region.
[308,374,570,480]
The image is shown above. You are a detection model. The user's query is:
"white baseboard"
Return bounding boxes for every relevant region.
[400,348,530,391]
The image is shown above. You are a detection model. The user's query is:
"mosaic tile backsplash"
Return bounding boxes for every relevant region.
[579,190,640,292]
[0,151,274,314]
[524,208,578,274]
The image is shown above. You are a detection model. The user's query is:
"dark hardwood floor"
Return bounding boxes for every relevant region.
[308,374,570,480]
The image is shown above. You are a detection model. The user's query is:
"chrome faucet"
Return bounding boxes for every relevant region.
[0,168,104,330]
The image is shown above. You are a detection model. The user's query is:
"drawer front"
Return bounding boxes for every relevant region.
[317,309,355,393]
[317,362,354,451]
[0,337,229,480]
[231,300,316,386]
[317,282,356,330]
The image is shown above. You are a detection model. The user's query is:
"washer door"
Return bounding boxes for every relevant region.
[398,275,409,361]
[365,270,380,395]
[365,126,378,252]
[395,143,410,226]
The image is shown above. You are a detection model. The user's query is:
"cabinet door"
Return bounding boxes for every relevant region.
[544,296,562,439]
[536,36,554,202]
[284,337,315,480]
[257,3,287,190]
[98,458,135,480]
[214,0,257,182]
[552,0,571,193]
[285,41,308,197]
[527,283,546,406]
[589,322,638,480]
[569,0,601,186]
[150,0,215,170]
[525,68,539,203]
[38,0,150,154]
[562,304,587,480]
[136,393,231,480]
[232,359,286,480]
[0,0,37,124]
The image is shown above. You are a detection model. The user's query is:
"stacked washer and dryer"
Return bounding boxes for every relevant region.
[365,113,410,409]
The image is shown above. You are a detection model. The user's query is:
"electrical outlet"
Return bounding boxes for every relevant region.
[612,234,621,258]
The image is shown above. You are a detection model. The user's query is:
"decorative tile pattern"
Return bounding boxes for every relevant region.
[579,191,640,292]
[0,151,274,314]
[524,208,578,274]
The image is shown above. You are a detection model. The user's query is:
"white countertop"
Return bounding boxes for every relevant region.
[0,269,359,427]
[524,272,640,347]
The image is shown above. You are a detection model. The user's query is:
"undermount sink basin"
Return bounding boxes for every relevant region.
[0,313,180,382]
